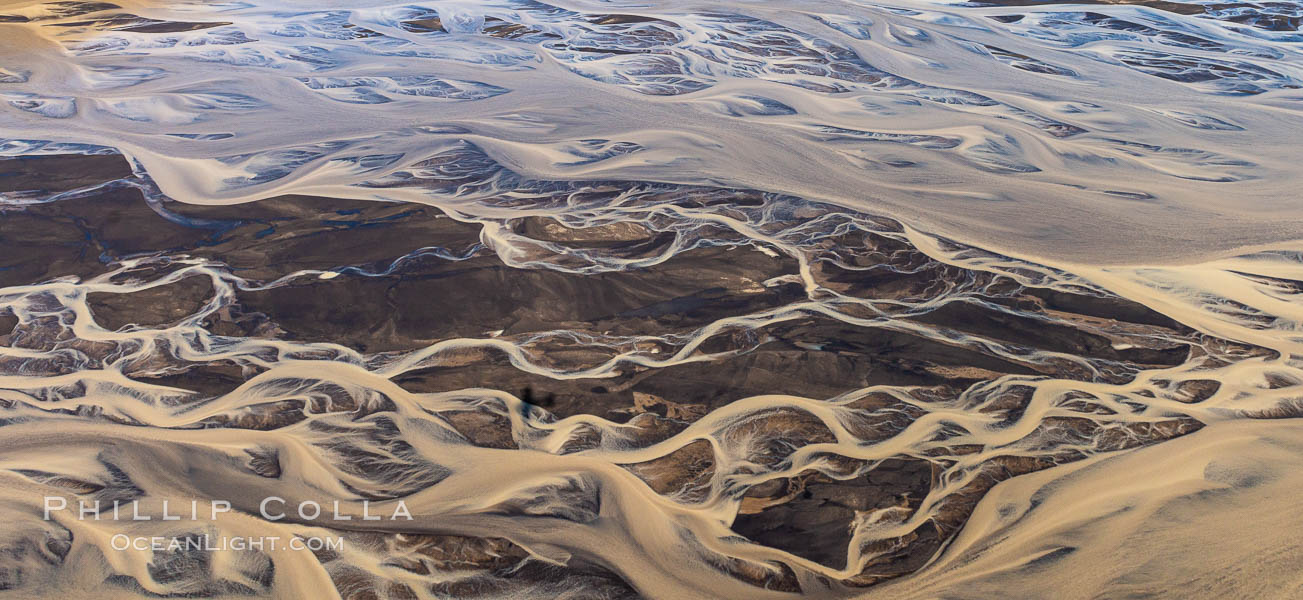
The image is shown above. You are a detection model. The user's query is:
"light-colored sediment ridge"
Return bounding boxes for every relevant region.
[1,0,1301,265]
[867,416,1303,600]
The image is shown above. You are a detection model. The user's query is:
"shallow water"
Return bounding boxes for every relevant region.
[0,0,1301,598]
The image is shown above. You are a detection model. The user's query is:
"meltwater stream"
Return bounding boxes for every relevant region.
[1,0,1302,598]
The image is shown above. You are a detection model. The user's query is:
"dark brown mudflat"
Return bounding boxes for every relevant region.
[0,153,1218,593]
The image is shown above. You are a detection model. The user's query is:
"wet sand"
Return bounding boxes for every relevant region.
[2,1,1303,598]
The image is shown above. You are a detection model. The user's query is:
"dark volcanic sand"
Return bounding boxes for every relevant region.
[0,152,1216,593]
